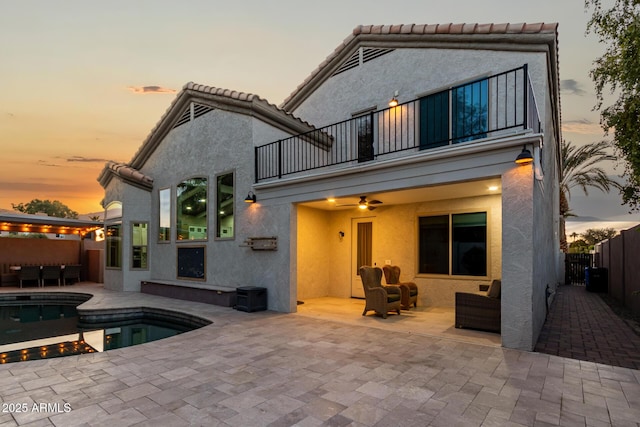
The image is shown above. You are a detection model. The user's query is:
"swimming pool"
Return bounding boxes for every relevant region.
[0,293,210,364]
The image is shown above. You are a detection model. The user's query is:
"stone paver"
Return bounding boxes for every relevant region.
[0,284,638,426]
[535,284,640,370]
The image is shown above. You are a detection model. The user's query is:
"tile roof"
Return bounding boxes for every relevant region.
[182,82,260,102]
[281,22,559,111]
[98,161,154,191]
[353,22,558,35]
[128,82,316,170]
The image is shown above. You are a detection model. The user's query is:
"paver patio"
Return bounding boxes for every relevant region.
[0,284,639,426]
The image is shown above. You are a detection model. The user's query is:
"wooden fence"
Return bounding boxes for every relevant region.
[595,224,640,315]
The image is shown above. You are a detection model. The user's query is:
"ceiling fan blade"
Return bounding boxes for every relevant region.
[368,199,382,205]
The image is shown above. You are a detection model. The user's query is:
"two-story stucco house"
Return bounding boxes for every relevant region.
[98,22,563,351]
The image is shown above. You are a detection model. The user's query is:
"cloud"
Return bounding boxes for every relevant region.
[37,160,61,168]
[562,118,604,135]
[561,79,587,96]
[66,156,110,163]
[127,85,176,94]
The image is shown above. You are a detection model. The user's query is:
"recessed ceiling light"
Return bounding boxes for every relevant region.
[488,186,499,191]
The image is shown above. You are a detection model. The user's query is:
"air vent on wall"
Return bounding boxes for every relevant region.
[173,108,191,129]
[193,103,213,119]
[332,50,360,76]
[362,48,394,63]
[332,47,395,77]
[173,103,215,129]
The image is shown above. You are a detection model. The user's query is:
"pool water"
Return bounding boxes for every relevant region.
[0,302,203,364]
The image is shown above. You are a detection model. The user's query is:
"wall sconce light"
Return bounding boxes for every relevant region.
[388,90,399,107]
[244,191,257,203]
[515,145,533,165]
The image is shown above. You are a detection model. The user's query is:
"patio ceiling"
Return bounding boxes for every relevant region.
[300,177,502,211]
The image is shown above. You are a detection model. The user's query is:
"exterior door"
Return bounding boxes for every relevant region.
[356,113,374,162]
[351,218,374,298]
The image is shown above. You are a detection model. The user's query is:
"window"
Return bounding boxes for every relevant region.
[106,223,122,268]
[216,172,234,238]
[418,212,487,276]
[176,177,207,241]
[131,222,148,269]
[452,79,488,143]
[158,188,171,241]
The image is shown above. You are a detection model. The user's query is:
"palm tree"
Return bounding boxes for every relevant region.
[560,140,620,251]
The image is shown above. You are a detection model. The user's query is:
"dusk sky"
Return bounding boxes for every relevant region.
[1,0,638,225]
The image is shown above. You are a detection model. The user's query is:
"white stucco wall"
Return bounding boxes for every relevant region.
[292,48,548,130]
[501,165,535,350]
[104,107,298,312]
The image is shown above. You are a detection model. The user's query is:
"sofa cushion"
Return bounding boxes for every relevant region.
[387,293,401,303]
[487,279,501,299]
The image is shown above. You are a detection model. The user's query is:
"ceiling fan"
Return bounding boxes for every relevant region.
[336,195,383,210]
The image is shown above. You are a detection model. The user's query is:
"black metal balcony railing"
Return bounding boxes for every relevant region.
[255,65,541,182]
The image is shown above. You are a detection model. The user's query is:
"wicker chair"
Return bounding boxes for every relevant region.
[41,265,61,287]
[455,279,501,333]
[382,265,418,309]
[19,265,41,288]
[360,266,401,318]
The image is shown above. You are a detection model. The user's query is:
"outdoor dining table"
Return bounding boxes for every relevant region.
[9,265,67,270]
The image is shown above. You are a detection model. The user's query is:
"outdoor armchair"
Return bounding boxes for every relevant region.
[382,265,418,309]
[41,265,62,287]
[455,279,501,333]
[19,265,41,288]
[360,266,401,318]
[62,264,81,286]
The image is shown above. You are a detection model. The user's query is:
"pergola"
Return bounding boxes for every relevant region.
[0,212,103,237]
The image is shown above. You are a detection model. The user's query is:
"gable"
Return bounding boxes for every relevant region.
[281,23,559,113]
[98,82,319,190]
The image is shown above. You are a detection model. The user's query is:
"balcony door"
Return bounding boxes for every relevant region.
[419,90,450,149]
[419,79,488,149]
[355,113,374,162]
[351,218,374,298]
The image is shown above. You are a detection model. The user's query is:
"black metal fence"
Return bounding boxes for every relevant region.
[565,253,593,285]
[255,64,541,182]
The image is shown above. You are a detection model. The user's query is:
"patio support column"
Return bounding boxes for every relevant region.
[501,165,535,350]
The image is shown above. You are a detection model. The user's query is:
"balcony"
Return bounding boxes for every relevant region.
[255,65,540,183]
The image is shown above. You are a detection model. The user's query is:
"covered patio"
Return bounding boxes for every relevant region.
[295,297,501,347]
